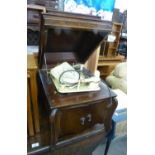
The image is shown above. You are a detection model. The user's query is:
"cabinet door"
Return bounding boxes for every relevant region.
[58,105,91,137]
[53,101,112,141]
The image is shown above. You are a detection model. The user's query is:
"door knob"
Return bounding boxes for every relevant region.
[86,114,92,122]
[80,117,86,125]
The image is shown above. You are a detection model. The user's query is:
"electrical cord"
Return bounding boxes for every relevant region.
[58,64,93,87]
[59,69,80,87]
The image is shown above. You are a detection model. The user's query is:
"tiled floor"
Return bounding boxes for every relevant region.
[93,135,127,155]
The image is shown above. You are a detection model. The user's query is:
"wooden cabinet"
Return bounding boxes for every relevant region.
[27,4,46,31]
[30,11,118,155]
[100,22,123,57]
[97,22,124,80]
[38,70,118,155]
[27,54,40,136]
[97,55,125,79]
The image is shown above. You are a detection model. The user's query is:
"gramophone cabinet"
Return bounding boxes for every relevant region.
[37,11,118,155]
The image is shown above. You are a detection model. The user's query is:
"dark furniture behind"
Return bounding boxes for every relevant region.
[27,4,46,45]
[27,0,64,45]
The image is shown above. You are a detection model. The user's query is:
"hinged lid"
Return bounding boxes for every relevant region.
[38,11,112,68]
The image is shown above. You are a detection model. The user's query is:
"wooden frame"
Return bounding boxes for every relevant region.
[27,55,40,136]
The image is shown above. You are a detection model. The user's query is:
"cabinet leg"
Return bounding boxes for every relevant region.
[27,79,34,136]
[30,71,40,133]
[104,138,112,155]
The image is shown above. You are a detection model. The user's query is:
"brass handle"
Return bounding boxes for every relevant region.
[86,114,92,122]
[80,117,86,126]
[80,114,92,125]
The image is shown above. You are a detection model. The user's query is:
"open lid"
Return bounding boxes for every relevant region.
[38,11,112,68]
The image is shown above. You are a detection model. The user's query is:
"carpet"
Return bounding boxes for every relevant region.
[93,135,127,155]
